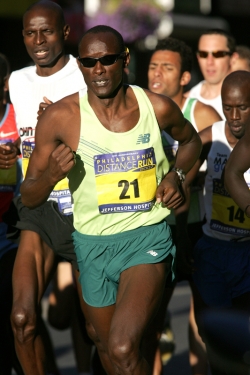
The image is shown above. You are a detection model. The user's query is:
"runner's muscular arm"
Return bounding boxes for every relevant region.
[145,90,202,208]
[21,94,79,208]
[194,101,222,131]
[224,133,250,214]
[184,125,212,187]
[172,126,213,212]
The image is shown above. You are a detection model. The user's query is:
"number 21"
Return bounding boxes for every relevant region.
[118,179,140,199]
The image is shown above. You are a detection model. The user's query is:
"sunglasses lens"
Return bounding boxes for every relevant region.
[100,55,119,65]
[197,51,230,58]
[79,58,96,67]
[212,51,227,58]
[197,51,208,58]
[79,54,124,68]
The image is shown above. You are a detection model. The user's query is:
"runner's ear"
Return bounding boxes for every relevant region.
[180,71,191,87]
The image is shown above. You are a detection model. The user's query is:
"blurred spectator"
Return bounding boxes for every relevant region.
[230,45,250,72]
[186,29,237,119]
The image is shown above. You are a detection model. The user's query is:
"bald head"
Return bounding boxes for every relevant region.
[23,0,65,28]
[79,25,125,54]
[222,70,250,94]
[222,70,250,139]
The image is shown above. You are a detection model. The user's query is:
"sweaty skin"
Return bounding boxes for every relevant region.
[21,34,201,210]
[9,2,87,375]
[20,29,202,375]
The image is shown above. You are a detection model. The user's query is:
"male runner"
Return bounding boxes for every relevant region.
[224,116,250,210]
[20,25,202,375]
[186,70,250,375]
[6,1,87,374]
[148,36,221,375]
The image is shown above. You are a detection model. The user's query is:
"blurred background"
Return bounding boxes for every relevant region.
[0,0,249,91]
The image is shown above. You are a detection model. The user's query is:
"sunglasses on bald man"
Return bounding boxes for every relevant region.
[78,51,127,68]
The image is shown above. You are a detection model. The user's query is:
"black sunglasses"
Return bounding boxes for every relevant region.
[78,52,126,68]
[197,50,232,58]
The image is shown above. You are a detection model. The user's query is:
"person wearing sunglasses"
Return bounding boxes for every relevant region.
[186,29,236,119]
[20,24,202,375]
[148,36,222,375]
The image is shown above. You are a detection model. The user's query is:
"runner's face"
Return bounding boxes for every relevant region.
[148,50,183,98]
[222,83,250,139]
[23,8,66,67]
[197,34,231,85]
[78,32,126,98]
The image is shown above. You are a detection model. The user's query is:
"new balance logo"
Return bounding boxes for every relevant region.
[147,250,158,257]
[136,133,150,144]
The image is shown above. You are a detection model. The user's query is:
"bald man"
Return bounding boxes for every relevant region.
[20,24,202,375]
[185,70,250,375]
[6,1,87,374]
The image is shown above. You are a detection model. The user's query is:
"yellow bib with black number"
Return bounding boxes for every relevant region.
[94,148,156,214]
[22,140,72,215]
[210,179,250,236]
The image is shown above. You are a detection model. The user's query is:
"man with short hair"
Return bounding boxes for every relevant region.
[6,1,88,374]
[148,36,221,375]
[186,29,236,119]
[148,37,221,239]
[186,70,250,375]
[20,25,202,375]
[230,45,250,72]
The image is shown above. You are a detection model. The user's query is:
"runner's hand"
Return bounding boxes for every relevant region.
[0,142,19,169]
[37,96,53,119]
[156,171,184,209]
[47,143,75,184]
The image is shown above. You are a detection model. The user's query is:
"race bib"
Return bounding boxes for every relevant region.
[210,178,250,237]
[22,139,73,215]
[94,148,157,214]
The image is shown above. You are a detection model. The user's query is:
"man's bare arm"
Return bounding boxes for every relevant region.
[148,92,202,207]
[21,95,79,208]
[194,101,222,131]
[224,134,250,215]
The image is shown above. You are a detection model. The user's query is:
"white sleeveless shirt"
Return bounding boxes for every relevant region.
[203,121,250,240]
[188,81,225,120]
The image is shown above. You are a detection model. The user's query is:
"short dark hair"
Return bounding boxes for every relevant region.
[199,29,236,54]
[236,45,250,67]
[154,37,193,74]
[79,25,125,54]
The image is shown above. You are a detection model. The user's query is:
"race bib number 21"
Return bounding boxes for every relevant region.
[94,148,157,214]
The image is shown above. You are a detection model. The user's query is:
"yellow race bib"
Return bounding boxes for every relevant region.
[211,178,250,237]
[94,148,157,214]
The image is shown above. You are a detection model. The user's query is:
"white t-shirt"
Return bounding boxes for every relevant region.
[9,54,87,214]
[187,80,225,120]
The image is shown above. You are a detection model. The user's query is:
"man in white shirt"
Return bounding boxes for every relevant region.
[5,1,88,374]
[186,29,237,119]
